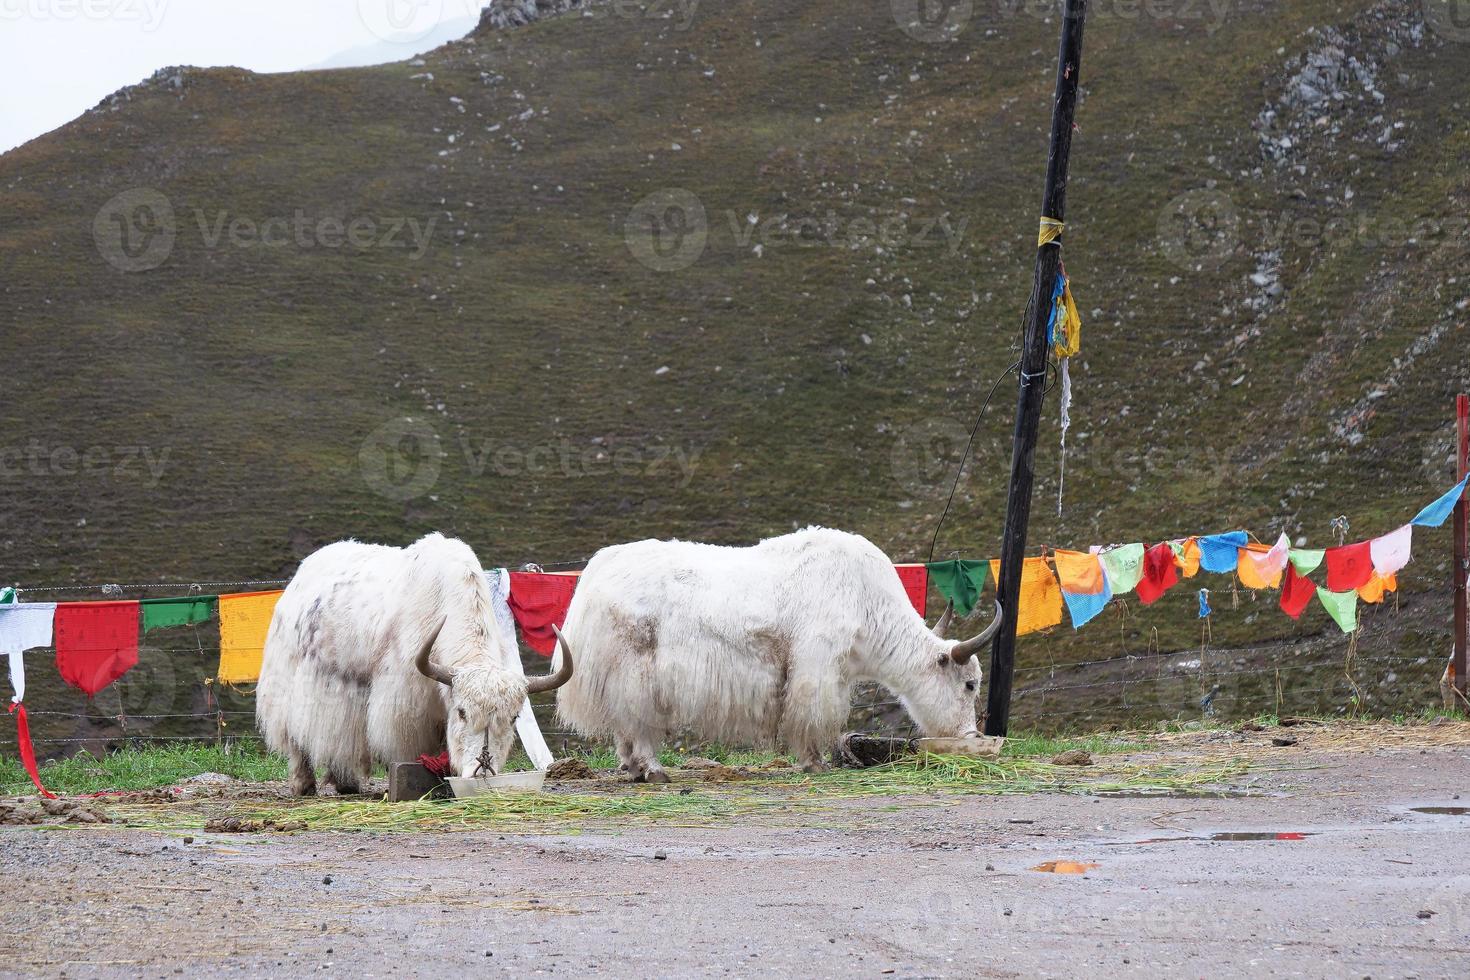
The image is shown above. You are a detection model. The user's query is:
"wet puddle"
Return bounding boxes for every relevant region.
[1031,861,1100,874]
[1409,806,1470,816]
[1110,832,1313,845]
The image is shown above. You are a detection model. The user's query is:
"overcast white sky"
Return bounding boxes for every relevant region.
[0,0,490,154]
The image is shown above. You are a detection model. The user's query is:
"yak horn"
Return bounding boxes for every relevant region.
[525,625,575,695]
[932,600,955,638]
[948,601,1003,665]
[414,619,454,687]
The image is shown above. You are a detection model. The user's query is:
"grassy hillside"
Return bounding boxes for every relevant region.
[2,0,1467,740]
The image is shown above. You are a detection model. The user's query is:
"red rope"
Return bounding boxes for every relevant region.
[8,702,56,798]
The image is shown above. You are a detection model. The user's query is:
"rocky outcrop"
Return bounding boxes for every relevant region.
[477,0,590,32]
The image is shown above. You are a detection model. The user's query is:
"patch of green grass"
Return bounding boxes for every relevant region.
[0,742,285,796]
[999,732,1145,758]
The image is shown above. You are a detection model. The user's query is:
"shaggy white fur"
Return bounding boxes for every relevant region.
[555,527,993,780]
[256,533,530,794]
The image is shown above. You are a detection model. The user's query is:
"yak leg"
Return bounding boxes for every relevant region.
[615,737,635,773]
[288,745,317,797]
[627,729,669,784]
[323,769,360,796]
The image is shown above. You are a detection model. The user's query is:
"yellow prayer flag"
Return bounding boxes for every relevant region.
[1357,572,1397,604]
[216,590,283,685]
[988,557,1065,637]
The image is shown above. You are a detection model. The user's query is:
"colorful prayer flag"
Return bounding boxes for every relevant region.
[1316,588,1358,633]
[1135,543,1180,605]
[54,601,140,696]
[140,596,218,632]
[1198,532,1249,574]
[1,603,56,703]
[1368,525,1412,577]
[1279,565,1316,619]
[1288,548,1325,576]
[988,557,1064,636]
[216,591,283,684]
[1097,543,1146,596]
[893,565,929,620]
[1325,541,1374,592]
[1357,572,1398,604]
[1238,534,1290,590]
[924,560,987,617]
[508,572,581,657]
[1053,550,1112,629]
[1171,538,1202,578]
[1410,475,1469,528]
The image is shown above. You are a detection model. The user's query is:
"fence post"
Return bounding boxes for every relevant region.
[1454,393,1468,707]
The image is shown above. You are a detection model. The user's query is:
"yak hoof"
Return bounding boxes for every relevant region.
[801,760,831,774]
[645,770,671,784]
[290,779,318,797]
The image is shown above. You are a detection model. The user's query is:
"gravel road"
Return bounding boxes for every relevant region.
[2,743,1467,978]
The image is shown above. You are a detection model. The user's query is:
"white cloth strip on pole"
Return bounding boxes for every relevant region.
[487,569,553,770]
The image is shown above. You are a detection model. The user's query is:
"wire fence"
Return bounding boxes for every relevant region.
[2,566,1457,756]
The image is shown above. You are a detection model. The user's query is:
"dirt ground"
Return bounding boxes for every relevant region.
[1,731,1468,978]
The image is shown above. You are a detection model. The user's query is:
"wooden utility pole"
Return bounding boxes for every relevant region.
[985,0,1088,737]
[1454,393,1468,706]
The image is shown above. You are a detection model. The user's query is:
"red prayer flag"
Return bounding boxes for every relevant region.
[1135,543,1180,605]
[8,702,56,798]
[894,564,928,619]
[507,572,580,657]
[1279,564,1316,619]
[53,601,140,696]
[1325,541,1374,593]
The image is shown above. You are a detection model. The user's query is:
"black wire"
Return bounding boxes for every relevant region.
[925,358,1022,564]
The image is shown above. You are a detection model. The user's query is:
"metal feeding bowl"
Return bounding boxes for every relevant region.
[446,770,547,798]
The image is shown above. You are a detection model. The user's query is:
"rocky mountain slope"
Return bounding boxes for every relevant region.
[1,0,1466,738]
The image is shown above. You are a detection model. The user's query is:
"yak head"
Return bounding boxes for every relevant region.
[897,601,1002,738]
[416,622,574,778]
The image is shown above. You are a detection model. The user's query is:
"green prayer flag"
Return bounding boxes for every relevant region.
[1098,543,1146,595]
[1289,548,1325,576]
[0,587,15,605]
[1315,588,1358,633]
[924,560,988,617]
[140,596,218,632]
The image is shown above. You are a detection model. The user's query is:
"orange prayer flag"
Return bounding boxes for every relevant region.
[1173,538,1202,578]
[216,590,283,685]
[1357,572,1398,604]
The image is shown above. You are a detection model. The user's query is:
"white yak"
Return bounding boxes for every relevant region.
[555,527,1000,780]
[256,533,573,795]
